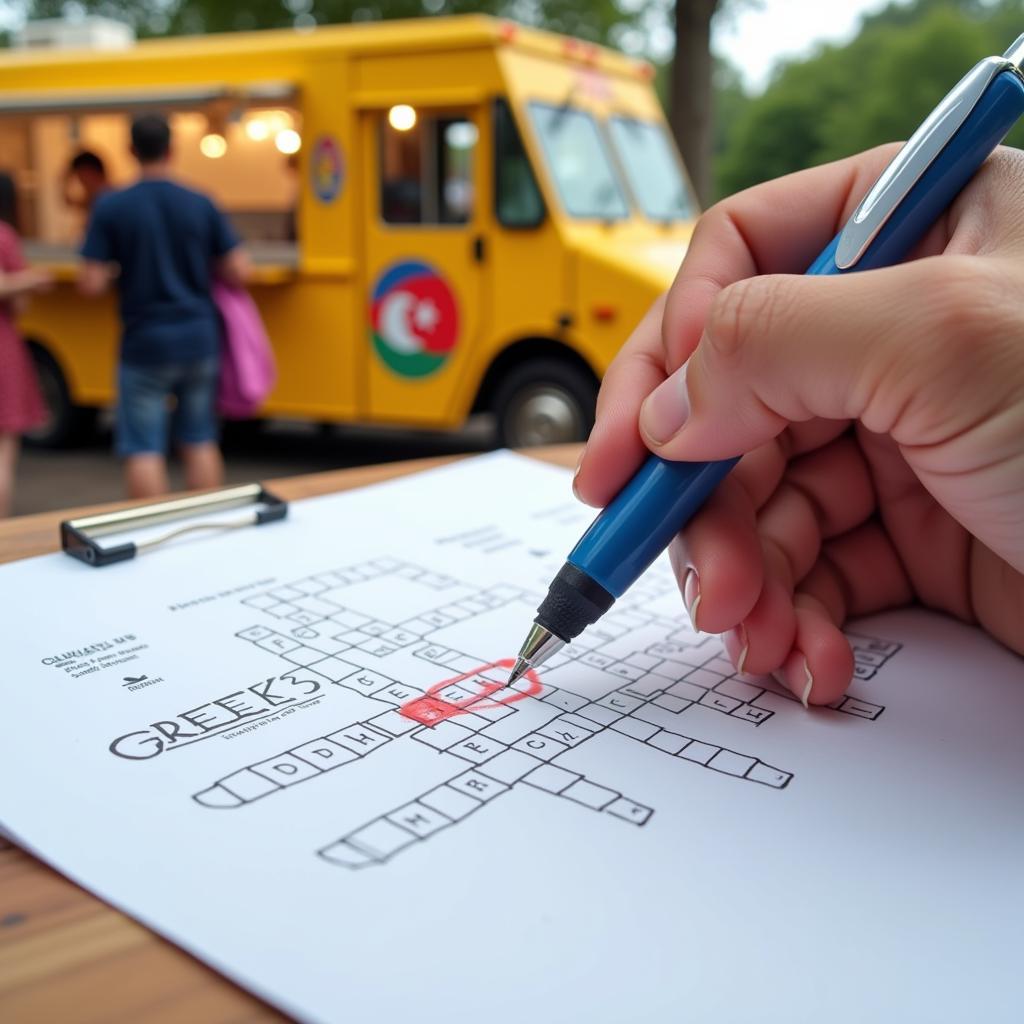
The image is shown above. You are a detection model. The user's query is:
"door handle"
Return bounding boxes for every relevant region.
[472,235,486,263]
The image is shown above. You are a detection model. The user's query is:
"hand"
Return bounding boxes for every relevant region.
[575,144,1024,706]
[25,267,54,293]
[0,266,55,303]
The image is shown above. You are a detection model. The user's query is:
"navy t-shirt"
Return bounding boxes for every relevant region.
[81,179,239,365]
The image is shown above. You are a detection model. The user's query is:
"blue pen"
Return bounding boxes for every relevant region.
[507,34,1024,684]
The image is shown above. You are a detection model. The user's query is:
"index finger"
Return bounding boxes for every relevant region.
[660,142,903,374]
[575,144,903,508]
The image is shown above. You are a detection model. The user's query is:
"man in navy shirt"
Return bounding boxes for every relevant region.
[79,113,247,498]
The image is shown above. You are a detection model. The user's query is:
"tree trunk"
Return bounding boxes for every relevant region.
[671,0,719,207]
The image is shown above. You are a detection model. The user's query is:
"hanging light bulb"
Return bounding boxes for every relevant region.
[200,132,227,158]
[388,104,417,132]
[275,128,301,154]
[245,117,270,142]
[265,109,293,132]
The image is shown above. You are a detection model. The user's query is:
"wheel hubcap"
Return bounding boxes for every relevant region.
[508,385,584,446]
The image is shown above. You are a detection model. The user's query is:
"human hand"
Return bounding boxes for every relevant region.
[0,266,54,304]
[575,144,1024,706]
[25,267,55,293]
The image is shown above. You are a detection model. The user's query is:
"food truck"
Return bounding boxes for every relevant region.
[0,15,698,446]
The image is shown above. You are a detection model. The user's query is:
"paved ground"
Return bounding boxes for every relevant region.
[13,416,497,517]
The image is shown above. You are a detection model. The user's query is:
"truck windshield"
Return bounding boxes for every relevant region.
[608,116,697,222]
[528,102,629,221]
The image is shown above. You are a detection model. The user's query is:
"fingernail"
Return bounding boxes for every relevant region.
[571,450,584,500]
[772,655,814,708]
[723,623,749,674]
[639,362,690,446]
[683,569,701,632]
[799,657,813,708]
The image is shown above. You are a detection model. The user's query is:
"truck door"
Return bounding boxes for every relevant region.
[359,104,484,425]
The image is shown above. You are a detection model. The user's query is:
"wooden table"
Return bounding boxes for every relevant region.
[0,446,579,1023]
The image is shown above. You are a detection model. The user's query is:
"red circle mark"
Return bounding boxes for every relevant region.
[400,658,543,727]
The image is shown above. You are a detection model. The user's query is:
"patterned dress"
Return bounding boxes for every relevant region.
[0,222,45,433]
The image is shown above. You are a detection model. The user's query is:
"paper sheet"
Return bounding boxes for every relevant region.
[1,451,1022,1022]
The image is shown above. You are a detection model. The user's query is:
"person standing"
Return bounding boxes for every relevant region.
[78,113,247,498]
[63,150,110,214]
[0,172,53,518]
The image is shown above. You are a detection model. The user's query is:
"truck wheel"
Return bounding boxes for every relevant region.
[492,359,597,448]
[24,344,98,448]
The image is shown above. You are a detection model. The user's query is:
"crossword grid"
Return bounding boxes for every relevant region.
[204,558,900,869]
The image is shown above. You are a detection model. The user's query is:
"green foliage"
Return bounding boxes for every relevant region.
[715,0,1024,199]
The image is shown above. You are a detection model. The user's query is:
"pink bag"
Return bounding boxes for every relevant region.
[212,281,276,419]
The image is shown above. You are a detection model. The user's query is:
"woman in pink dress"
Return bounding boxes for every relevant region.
[0,172,52,517]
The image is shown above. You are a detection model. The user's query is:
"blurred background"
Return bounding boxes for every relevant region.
[1,0,1021,515]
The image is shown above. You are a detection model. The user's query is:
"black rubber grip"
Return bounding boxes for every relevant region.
[535,562,615,642]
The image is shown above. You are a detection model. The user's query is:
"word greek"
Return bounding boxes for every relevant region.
[109,673,321,760]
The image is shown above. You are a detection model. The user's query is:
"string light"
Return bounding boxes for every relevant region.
[388,104,417,131]
[199,132,227,158]
[244,118,270,141]
[275,128,301,154]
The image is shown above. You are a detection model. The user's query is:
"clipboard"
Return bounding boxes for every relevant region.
[60,483,288,567]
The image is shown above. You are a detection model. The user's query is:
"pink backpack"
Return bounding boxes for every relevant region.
[212,281,276,419]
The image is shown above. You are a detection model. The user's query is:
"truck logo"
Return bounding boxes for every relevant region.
[310,134,344,203]
[369,260,459,378]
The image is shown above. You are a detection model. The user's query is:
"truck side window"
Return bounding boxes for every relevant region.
[380,111,477,225]
[493,99,544,228]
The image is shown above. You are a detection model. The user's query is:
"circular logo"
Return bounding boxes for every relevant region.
[310,135,344,203]
[370,261,459,378]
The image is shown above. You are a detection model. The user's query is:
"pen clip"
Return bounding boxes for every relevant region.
[835,35,1024,270]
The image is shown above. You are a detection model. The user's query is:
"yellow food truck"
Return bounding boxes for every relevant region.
[0,15,698,447]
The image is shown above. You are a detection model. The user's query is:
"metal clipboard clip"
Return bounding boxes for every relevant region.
[836,33,1024,269]
[60,483,288,567]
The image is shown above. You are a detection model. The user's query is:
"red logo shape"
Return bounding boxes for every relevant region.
[400,658,543,726]
[369,260,459,378]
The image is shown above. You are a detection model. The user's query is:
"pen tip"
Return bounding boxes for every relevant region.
[507,657,529,686]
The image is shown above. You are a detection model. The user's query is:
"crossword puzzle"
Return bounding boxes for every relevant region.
[193,558,901,869]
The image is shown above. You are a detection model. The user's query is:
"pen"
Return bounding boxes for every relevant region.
[508,33,1024,685]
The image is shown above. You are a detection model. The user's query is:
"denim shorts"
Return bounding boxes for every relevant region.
[116,358,219,456]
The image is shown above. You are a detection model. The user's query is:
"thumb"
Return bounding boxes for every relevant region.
[638,256,1010,461]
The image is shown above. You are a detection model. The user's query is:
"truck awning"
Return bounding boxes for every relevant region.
[0,81,296,115]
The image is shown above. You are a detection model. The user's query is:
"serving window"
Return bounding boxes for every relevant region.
[0,90,302,264]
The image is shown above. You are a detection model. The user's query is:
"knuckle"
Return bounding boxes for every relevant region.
[980,145,1024,200]
[875,259,1021,441]
[707,276,781,365]
[924,259,1006,360]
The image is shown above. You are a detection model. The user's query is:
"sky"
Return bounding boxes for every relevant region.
[712,0,913,91]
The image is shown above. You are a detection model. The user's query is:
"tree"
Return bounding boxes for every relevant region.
[670,0,719,206]
[714,0,1024,199]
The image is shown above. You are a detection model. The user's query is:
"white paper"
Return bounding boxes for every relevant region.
[1,451,1022,1023]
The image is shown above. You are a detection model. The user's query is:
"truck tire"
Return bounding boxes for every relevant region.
[24,344,98,449]
[492,358,597,448]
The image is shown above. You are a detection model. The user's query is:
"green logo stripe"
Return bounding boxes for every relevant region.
[372,333,447,378]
